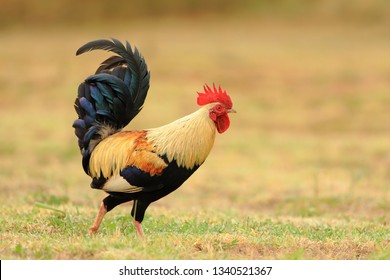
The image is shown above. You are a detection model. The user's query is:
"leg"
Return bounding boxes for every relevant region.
[89,194,131,235]
[131,199,150,237]
[132,219,144,237]
[89,201,107,235]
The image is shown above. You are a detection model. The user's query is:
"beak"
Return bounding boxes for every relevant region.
[227,108,237,114]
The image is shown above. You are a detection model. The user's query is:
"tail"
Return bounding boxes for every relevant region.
[73,38,150,174]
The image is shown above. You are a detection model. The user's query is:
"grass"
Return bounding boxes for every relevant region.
[0,17,389,259]
[1,205,388,259]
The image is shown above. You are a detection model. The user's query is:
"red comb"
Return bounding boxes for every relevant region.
[197,84,233,108]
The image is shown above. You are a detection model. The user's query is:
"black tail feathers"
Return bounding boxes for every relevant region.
[73,38,150,174]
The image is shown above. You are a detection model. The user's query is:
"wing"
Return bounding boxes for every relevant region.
[101,155,201,195]
[89,131,202,196]
[88,130,168,193]
[102,165,166,194]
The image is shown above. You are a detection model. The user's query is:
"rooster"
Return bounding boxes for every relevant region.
[73,38,235,236]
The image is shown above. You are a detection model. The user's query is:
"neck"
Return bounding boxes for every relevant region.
[146,105,216,169]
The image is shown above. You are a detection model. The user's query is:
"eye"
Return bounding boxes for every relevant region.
[216,105,222,111]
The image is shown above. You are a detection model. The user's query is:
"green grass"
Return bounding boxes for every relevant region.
[1,205,388,259]
[0,17,389,259]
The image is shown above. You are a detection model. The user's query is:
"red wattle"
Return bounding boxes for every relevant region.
[216,114,230,134]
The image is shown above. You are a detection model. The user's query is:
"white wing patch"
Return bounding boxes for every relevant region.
[102,175,143,193]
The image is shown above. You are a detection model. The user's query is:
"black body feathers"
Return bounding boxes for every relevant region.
[73,39,150,174]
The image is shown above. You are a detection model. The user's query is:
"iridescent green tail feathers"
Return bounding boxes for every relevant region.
[72,38,150,174]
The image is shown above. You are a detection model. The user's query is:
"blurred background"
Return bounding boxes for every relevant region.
[0,0,389,221]
[2,0,390,27]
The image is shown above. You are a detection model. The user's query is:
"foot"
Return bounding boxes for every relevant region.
[89,226,98,235]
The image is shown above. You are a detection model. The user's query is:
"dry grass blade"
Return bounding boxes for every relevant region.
[34,202,67,218]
